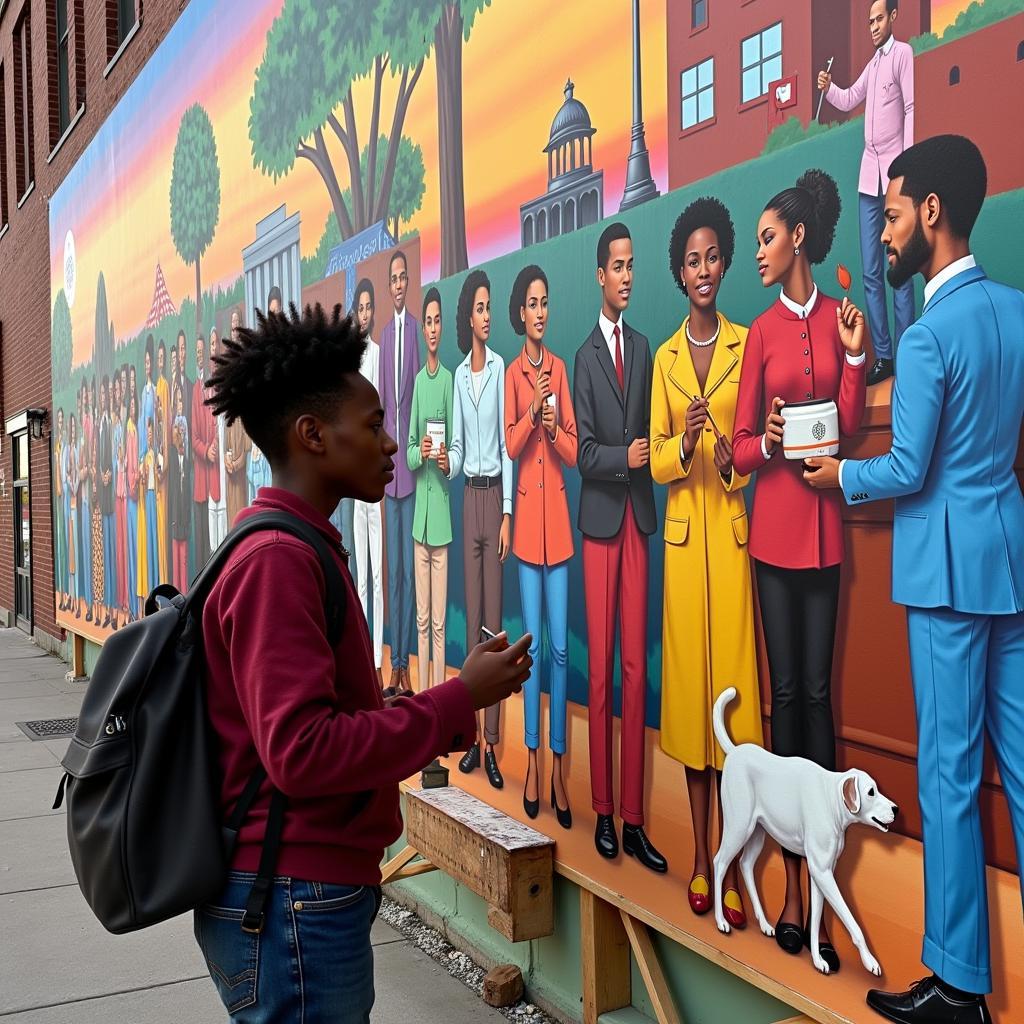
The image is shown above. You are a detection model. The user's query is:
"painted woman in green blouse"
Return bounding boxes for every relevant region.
[406,287,455,690]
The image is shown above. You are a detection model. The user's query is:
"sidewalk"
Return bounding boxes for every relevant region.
[0,628,505,1023]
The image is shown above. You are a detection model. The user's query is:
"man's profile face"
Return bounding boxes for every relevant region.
[389,256,408,312]
[597,238,634,314]
[882,176,932,289]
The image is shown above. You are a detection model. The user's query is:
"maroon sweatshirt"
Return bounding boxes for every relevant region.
[202,488,477,885]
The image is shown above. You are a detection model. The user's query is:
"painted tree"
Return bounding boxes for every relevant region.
[389,136,426,241]
[51,290,73,395]
[433,1,489,275]
[170,104,221,339]
[94,272,115,382]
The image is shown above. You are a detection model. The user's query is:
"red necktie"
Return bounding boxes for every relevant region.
[613,324,624,390]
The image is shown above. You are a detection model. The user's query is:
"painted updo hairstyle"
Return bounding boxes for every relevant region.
[764,168,841,265]
[668,196,736,295]
[456,269,490,355]
[508,264,548,336]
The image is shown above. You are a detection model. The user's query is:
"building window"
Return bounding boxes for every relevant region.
[681,58,714,129]
[741,21,783,103]
[692,0,707,30]
[1018,40,1024,61]
[949,65,960,86]
[13,10,35,200]
[108,0,140,62]
[54,0,71,138]
[0,65,8,229]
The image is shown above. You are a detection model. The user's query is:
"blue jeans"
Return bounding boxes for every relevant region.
[145,490,159,592]
[80,492,92,602]
[102,512,116,607]
[859,191,915,361]
[331,498,357,581]
[195,872,382,1022]
[518,560,570,754]
[384,494,415,667]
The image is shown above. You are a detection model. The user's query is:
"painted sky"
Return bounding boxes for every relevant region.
[50,0,668,366]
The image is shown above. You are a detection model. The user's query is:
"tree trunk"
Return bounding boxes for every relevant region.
[297,130,355,240]
[373,61,424,225]
[392,216,400,240]
[435,4,469,276]
[194,257,202,341]
[366,56,385,218]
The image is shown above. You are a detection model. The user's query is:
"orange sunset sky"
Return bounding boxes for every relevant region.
[51,0,975,366]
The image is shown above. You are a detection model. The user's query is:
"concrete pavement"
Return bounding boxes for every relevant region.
[0,628,505,1023]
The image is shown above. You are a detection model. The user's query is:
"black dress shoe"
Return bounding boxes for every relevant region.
[458,743,480,774]
[551,781,572,830]
[622,824,668,873]
[803,926,840,973]
[523,790,539,819]
[595,814,619,859]
[866,976,992,1023]
[775,916,804,955]
[484,748,504,789]
[867,357,894,386]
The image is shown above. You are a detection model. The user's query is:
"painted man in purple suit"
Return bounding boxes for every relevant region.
[819,0,915,387]
[379,250,422,692]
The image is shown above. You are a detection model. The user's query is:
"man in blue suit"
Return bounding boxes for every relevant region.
[805,135,1024,1024]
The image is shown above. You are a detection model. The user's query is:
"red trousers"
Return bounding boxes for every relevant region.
[582,501,649,825]
[173,540,188,593]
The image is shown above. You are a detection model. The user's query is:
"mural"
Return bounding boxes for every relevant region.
[50,0,1024,1016]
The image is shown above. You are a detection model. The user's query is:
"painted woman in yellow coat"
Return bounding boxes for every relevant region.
[651,198,762,929]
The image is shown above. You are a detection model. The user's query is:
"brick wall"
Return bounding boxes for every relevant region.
[0,0,184,642]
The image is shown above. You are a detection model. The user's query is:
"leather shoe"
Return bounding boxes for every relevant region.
[550,781,572,830]
[622,824,668,873]
[775,916,804,956]
[803,926,840,974]
[484,748,504,789]
[458,743,480,774]
[687,874,711,916]
[867,357,894,386]
[866,976,992,1023]
[595,814,619,859]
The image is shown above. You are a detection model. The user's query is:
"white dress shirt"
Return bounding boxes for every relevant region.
[393,309,405,402]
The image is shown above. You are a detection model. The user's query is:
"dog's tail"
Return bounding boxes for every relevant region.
[713,687,738,757]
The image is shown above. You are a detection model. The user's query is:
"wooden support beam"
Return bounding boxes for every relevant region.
[580,888,631,1024]
[388,859,438,882]
[71,632,86,678]
[621,911,682,1024]
[380,845,418,885]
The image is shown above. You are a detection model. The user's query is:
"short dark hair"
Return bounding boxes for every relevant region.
[456,270,490,355]
[888,135,987,241]
[389,250,408,278]
[872,0,898,14]
[668,196,736,293]
[597,222,631,270]
[508,265,548,335]
[205,302,367,465]
[352,277,376,337]
[765,168,841,265]
[267,285,283,309]
[145,334,155,370]
[422,286,442,322]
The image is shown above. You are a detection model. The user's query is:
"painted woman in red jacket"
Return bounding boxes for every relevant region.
[732,169,866,970]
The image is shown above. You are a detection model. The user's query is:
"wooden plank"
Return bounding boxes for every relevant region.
[388,860,437,882]
[71,632,85,678]
[404,787,554,941]
[621,911,682,1024]
[380,845,418,885]
[580,888,631,1024]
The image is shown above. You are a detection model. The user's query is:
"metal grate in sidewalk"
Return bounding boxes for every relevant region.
[16,718,78,741]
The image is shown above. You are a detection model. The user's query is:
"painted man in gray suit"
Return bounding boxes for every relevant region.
[573,222,667,874]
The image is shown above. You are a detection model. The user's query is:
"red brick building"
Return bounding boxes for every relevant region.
[666,0,930,190]
[0,0,183,648]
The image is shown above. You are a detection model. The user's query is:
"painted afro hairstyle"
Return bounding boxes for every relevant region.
[456,269,490,355]
[422,286,442,322]
[351,277,376,337]
[888,134,987,240]
[205,302,367,465]
[668,196,736,294]
[764,168,841,265]
[508,264,548,335]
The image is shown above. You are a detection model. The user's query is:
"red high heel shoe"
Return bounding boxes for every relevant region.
[723,888,747,929]
[687,874,711,915]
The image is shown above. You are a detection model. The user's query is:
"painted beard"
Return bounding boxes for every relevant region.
[887,216,931,289]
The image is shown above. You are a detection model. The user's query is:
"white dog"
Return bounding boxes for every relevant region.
[711,687,898,976]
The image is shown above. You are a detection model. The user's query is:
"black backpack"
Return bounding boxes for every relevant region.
[54,511,347,934]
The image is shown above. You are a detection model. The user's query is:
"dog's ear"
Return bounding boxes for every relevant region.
[843,775,861,814]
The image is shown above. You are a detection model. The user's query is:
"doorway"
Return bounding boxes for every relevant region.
[12,430,32,632]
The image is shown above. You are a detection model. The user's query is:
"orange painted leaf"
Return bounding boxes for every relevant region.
[837,263,852,291]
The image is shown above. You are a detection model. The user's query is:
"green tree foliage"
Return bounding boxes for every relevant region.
[910,0,1022,53]
[170,104,221,338]
[390,135,426,240]
[94,272,115,382]
[51,290,73,394]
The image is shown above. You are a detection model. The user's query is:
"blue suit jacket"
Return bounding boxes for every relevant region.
[842,266,1024,613]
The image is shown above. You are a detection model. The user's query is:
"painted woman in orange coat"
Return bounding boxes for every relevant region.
[504,265,578,827]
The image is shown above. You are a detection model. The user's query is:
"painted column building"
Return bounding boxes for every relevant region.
[520,80,604,248]
[242,204,302,323]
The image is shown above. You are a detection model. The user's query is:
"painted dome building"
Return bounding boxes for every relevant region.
[520,80,604,248]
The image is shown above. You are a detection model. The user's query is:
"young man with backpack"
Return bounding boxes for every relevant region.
[195,303,532,1021]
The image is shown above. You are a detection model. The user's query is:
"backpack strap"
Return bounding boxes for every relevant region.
[184,510,348,647]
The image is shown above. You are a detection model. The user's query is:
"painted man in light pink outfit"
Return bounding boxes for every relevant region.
[819,0,915,387]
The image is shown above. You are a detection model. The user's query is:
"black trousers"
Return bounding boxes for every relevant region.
[755,561,841,771]
[193,501,210,570]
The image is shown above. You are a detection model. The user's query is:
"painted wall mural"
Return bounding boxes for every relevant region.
[50,0,1024,1016]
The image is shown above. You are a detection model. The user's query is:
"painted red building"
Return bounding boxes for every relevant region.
[666,0,930,190]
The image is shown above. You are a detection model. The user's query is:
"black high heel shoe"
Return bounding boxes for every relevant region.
[523,762,539,819]
[550,780,572,830]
